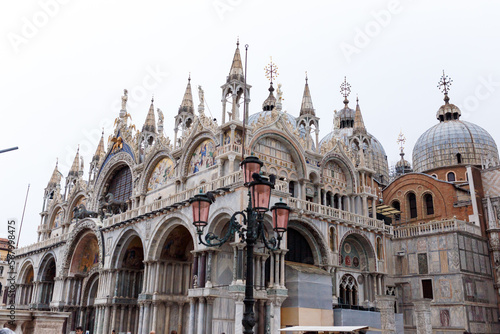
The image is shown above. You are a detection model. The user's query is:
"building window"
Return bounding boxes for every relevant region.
[329,226,336,252]
[408,193,417,219]
[431,174,437,179]
[0,266,3,276]
[107,166,133,203]
[339,274,358,306]
[456,153,462,164]
[376,237,383,259]
[447,172,456,182]
[285,228,314,265]
[424,194,434,215]
[422,279,433,299]
[289,181,295,198]
[392,200,401,222]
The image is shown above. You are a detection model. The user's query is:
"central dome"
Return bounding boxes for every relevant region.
[412,119,499,173]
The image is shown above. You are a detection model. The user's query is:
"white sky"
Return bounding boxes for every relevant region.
[2,0,500,247]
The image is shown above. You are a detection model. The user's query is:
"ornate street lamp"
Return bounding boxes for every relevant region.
[189,155,290,334]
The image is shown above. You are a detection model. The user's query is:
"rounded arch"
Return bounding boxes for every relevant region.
[17,259,35,284]
[249,130,307,179]
[66,192,87,222]
[180,132,218,177]
[69,231,100,275]
[109,227,145,270]
[59,219,104,277]
[147,213,197,260]
[320,153,357,192]
[47,204,65,230]
[92,152,136,211]
[339,231,376,271]
[141,149,176,194]
[422,191,435,216]
[447,171,456,182]
[81,271,99,307]
[287,216,331,266]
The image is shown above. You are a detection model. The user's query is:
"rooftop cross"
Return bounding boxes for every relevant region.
[340,76,351,106]
[437,70,453,95]
[264,57,279,84]
[397,130,406,153]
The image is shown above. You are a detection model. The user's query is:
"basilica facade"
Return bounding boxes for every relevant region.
[9,42,500,334]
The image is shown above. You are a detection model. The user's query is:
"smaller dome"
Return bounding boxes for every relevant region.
[248,110,297,129]
[436,98,461,121]
[395,158,411,168]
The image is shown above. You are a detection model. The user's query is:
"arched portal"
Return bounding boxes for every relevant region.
[67,230,100,330]
[147,224,195,334]
[109,233,144,333]
[38,254,56,310]
[285,228,314,265]
[79,273,99,334]
[17,262,34,308]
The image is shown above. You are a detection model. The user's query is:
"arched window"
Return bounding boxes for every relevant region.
[408,193,417,219]
[424,194,434,215]
[108,166,132,202]
[431,174,437,179]
[392,200,401,222]
[339,274,358,306]
[447,172,456,182]
[289,181,295,198]
[285,228,314,265]
[376,237,383,259]
[329,226,336,252]
[456,153,462,164]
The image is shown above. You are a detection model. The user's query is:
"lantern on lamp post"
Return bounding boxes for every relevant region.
[189,155,290,334]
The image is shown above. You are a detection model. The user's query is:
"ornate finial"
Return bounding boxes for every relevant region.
[437,70,453,103]
[237,36,239,47]
[56,157,58,167]
[356,94,359,105]
[305,71,308,84]
[340,76,351,106]
[188,73,191,82]
[264,57,279,84]
[397,130,406,153]
[151,95,154,103]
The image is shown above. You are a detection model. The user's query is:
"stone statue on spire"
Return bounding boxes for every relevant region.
[121,89,128,110]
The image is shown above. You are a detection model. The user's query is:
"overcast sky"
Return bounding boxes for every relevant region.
[2,0,500,247]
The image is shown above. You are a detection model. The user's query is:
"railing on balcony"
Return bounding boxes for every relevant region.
[360,186,378,196]
[15,233,67,256]
[288,198,391,233]
[393,218,481,238]
[103,170,244,227]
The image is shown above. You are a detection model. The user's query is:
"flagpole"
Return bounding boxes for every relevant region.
[17,184,30,248]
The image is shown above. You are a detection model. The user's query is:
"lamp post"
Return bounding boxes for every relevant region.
[190,155,290,334]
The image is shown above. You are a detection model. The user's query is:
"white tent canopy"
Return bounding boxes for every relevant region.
[278,326,381,333]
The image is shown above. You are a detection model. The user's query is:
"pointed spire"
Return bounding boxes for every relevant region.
[68,147,81,178]
[143,96,157,133]
[353,96,366,133]
[228,39,244,81]
[93,130,105,162]
[178,75,194,114]
[47,160,62,188]
[300,72,315,116]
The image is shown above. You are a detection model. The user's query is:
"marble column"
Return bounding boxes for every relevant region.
[234,297,244,334]
[414,298,433,334]
[206,251,213,288]
[372,198,377,218]
[258,300,265,334]
[138,303,144,334]
[205,297,214,334]
[362,273,369,304]
[280,252,286,287]
[178,302,185,334]
[200,252,207,288]
[152,302,159,332]
[103,305,111,334]
[196,298,205,334]
[376,295,396,334]
[188,299,195,334]
[111,304,117,332]
[143,302,151,333]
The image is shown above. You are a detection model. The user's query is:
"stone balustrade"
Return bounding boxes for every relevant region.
[16,234,67,256]
[288,197,391,233]
[393,218,481,239]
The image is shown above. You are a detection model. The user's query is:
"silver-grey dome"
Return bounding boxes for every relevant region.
[248,110,297,129]
[412,120,499,173]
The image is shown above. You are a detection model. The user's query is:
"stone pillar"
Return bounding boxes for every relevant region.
[119,305,125,332]
[196,298,206,334]
[228,154,236,173]
[414,298,433,334]
[152,301,159,332]
[200,252,207,288]
[362,195,369,217]
[178,302,185,334]
[103,305,111,334]
[376,295,396,334]
[138,303,144,334]
[188,299,195,334]
[206,251,213,288]
[143,302,151,333]
[111,304,117,332]
[280,251,286,287]
[205,297,214,334]
[234,296,244,334]
[372,198,378,218]
[362,273,369,304]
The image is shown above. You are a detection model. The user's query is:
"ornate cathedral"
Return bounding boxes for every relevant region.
[8,42,500,334]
